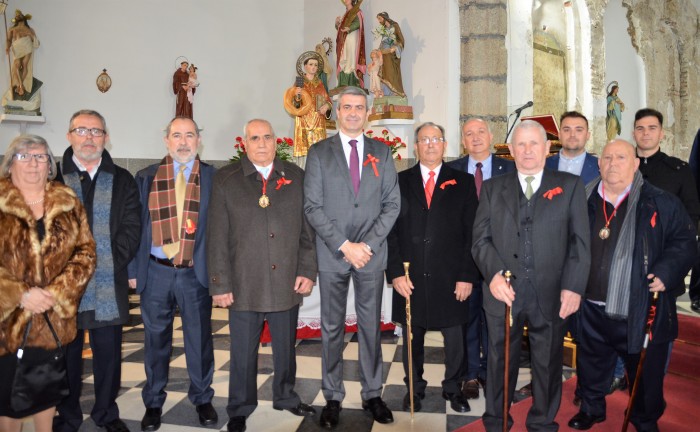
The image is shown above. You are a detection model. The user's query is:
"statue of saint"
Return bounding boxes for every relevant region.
[284,51,333,158]
[334,0,366,89]
[173,61,194,119]
[606,81,625,142]
[375,12,405,98]
[6,10,39,98]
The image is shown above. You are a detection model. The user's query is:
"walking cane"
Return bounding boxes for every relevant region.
[621,290,659,432]
[503,270,513,432]
[403,262,415,419]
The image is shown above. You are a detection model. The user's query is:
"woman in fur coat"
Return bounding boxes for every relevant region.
[0,135,96,432]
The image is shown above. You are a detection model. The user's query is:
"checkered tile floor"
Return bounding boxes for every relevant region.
[18,294,698,431]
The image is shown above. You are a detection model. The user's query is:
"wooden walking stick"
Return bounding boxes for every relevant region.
[403,262,415,419]
[503,270,513,432]
[621,291,659,432]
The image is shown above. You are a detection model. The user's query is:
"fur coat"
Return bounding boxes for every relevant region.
[0,178,96,356]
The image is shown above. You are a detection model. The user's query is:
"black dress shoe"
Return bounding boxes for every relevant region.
[227,416,246,432]
[320,400,341,428]
[361,397,394,424]
[568,412,606,430]
[103,418,129,432]
[691,299,700,312]
[196,402,218,426]
[141,408,162,432]
[442,391,471,413]
[608,376,628,394]
[402,392,425,412]
[274,402,316,417]
[461,379,480,399]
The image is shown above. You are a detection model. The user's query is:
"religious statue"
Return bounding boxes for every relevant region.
[173,60,195,119]
[2,9,42,115]
[374,12,405,98]
[606,81,625,142]
[368,49,383,98]
[283,51,333,159]
[315,38,333,95]
[186,64,199,105]
[334,0,366,90]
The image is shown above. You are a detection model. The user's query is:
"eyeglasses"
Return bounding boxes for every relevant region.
[418,137,445,145]
[14,153,50,163]
[70,127,106,137]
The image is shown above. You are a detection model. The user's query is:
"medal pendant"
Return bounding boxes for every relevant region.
[599,226,610,240]
[259,194,270,208]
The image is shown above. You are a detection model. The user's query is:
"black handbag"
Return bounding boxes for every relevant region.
[10,312,69,412]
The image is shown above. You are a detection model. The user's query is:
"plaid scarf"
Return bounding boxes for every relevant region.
[149,155,201,266]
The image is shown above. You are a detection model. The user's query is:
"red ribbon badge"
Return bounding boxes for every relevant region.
[650,212,657,228]
[364,154,379,177]
[275,177,292,190]
[440,179,457,190]
[543,187,563,200]
[185,218,196,235]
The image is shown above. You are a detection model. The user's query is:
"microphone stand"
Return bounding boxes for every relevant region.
[504,111,523,144]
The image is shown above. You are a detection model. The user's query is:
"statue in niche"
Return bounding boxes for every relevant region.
[334,0,366,90]
[374,12,405,98]
[2,9,42,115]
[173,60,194,119]
[606,81,625,141]
[284,51,333,158]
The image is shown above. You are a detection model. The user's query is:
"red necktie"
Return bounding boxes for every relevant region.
[475,162,483,198]
[425,171,435,208]
[349,139,360,196]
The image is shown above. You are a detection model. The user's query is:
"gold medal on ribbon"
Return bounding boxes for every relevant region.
[599,226,610,240]
[259,194,270,208]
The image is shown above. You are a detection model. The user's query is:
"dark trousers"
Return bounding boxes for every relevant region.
[54,325,123,431]
[140,261,215,408]
[483,286,566,432]
[226,305,301,418]
[688,239,700,301]
[463,281,487,382]
[577,301,669,431]
[403,323,465,395]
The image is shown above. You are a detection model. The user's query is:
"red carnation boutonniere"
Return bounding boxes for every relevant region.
[543,187,563,200]
[363,154,379,177]
[650,211,657,228]
[185,218,196,235]
[275,177,292,190]
[440,179,457,190]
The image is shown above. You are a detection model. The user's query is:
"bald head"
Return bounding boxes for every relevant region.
[599,139,639,192]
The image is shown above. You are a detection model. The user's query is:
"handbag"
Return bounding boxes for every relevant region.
[10,312,69,412]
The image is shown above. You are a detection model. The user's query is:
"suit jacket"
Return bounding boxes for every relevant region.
[545,152,599,186]
[304,134,400,272]
[387,164,479,328]
[472,169,591,319]
[207,156,317,312]
[128,160,215,293]
[448,154,515,178]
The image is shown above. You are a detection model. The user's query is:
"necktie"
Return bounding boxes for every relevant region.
[425,171,435,208]
[525,175,535,200]
[163,165,187,258]
[474,162,483,198]
[349,139,360,196]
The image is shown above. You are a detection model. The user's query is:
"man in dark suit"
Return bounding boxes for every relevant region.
[568,140,696,431]
[54,110,141,432]
[128,117,217,431]
[387,122,479,413]
[207,119,318,432]
[472,120,591,431]
[304,86,400,428]
[545,111,599,186]
[448,117,514,400]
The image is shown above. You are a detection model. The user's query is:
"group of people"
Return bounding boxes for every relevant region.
[0,88,696,432]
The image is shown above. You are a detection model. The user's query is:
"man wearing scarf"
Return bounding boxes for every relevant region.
[54,110,141,432]
[128,117,218,431]
[569,140,696,431]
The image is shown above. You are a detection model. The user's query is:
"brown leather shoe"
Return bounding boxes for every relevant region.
[461,379,480,399]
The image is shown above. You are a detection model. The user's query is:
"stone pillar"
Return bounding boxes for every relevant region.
[459,0,508,152]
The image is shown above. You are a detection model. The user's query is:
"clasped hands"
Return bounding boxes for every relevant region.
[20,287,55,314]
[489,273,581,319]
[341,241,373,269]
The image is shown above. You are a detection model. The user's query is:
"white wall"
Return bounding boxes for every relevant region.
[1,0,457,159]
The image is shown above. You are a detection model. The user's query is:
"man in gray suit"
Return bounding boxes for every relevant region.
[304,86,400,428]
[472,120,590,431]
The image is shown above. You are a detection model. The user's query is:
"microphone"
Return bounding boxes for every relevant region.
[513,101,533,114]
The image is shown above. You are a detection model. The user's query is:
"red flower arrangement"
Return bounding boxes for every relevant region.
[365,129,406,160]
[230,136,294,163]
[543,187,563,200]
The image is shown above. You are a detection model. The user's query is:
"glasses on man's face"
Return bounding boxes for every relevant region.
[418,137,445,145]
[70,127,106,137]
[14,153,50,163]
